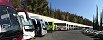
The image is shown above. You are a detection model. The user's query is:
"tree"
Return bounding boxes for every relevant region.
[11,0,93,26]
[11,0,20,8]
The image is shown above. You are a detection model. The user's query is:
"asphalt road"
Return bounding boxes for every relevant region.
[33,30,97,40]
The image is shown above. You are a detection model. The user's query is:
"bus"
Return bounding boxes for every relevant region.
[0,0,22,40]
[30,16,47,36]
[54,23,67,30]
[48,22,54,31]
[17,11,35,40]
[45,21,49,29]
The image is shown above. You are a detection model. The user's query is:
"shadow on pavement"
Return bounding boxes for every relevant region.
[54,30,68,31]
[47,30,55,33]
[93,38,103,40]
[90,36,95,38]
[88,35,103,40]
[83,34,101,40]
[35,35,45,37]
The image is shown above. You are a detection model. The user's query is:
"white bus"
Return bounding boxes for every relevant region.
[30,16,47,36]
[55,23,67,30]
[17,11,35,40]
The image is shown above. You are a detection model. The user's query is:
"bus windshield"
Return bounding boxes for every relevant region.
[48,22,52,25]
[0,5,20,32]
[19,15,33,26]
[55,23,66,26]
[45,22,49,25]
[23,19,33,26]
[0,5,16,16]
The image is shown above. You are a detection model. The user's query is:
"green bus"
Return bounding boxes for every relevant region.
[47,21,54,31]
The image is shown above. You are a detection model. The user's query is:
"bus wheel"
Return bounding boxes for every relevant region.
[58,29,61,31]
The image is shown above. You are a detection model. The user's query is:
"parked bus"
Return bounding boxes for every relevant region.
[0,0,22,40]
[17,11,35,40]
[48,22,54,31]
[45,21,49,29]
[30,16,47,36]
[54,23,67,30]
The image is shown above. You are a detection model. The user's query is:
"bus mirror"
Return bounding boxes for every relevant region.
[35,19,37,24]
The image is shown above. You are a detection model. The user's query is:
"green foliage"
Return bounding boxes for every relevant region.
[11,0,93,26]
[11,0,20,8]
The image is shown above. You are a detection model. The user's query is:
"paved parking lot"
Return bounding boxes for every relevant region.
[31,30,98,40]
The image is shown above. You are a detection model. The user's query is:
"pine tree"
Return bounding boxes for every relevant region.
[100,9,103,30]
[95,5,99,30]
[93,15,95,30]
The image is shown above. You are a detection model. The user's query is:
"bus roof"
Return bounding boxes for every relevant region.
[0,0,12,7]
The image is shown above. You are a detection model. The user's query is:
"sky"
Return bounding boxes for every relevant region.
[48,0,103,21]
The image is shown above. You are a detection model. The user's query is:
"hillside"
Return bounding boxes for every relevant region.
[11,0,93,26]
